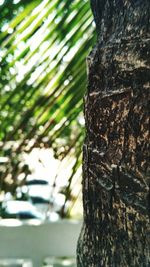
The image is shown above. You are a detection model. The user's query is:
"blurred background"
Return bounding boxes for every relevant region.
[0,1,96,266]
[0,0,96,221]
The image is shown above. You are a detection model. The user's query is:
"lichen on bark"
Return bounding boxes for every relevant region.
[77,0,150,266]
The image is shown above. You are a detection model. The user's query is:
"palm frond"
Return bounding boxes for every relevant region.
[0,0,95,217]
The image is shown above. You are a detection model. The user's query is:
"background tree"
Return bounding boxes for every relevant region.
[77,0,150,265]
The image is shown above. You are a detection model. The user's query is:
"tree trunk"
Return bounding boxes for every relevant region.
[77,0,150,266]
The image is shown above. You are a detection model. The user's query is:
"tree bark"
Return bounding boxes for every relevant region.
[77,0,150,266]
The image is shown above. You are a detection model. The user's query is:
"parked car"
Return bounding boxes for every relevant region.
[1,200,44,220]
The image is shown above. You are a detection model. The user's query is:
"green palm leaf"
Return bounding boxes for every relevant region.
[0,0,95,217]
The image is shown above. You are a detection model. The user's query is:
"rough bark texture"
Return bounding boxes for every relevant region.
[77,1,150,266]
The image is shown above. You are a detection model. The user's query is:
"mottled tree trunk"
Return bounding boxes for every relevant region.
[77,0,150,266]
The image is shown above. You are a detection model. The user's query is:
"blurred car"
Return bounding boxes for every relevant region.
[1,200,44,220]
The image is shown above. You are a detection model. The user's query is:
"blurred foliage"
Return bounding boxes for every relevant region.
[0,0,95,216]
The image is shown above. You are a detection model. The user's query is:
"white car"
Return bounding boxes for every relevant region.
[2,200,44,220]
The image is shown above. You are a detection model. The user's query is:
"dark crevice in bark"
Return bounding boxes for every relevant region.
[77,0,150,266]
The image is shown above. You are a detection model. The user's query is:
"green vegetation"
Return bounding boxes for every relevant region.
[0,0,95,217]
